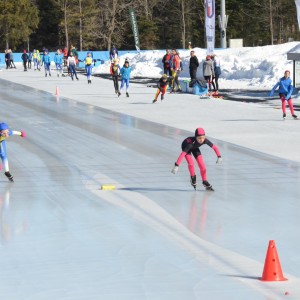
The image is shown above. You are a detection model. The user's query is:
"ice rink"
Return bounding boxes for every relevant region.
[1,69,300,299]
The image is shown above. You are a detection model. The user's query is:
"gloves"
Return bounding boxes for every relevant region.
[171,164,179,174]
[21,131,26,138]
[216,156,222,164]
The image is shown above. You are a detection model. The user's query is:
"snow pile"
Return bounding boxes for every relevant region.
[94,42,300,90]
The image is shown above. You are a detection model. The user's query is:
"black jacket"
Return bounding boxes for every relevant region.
[189,56,199,69]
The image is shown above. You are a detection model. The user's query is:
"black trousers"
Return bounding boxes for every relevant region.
[189,68,197,80]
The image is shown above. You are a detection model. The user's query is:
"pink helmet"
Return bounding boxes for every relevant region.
[195,127,205,137]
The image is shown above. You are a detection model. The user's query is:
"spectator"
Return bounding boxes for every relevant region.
[203,55,214,93]
[162,49,172,77]
[211,54,221,93]
[170,49,182,93]
[189,50,199,80]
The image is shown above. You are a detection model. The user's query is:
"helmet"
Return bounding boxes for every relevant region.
[162,74,168,79]
[195,127,205,137]
[0,122,9,131]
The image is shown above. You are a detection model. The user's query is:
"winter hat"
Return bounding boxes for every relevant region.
[195,127,205,137]
[162,74,168,79]
[0,122,9,131]
[23,50,26,53]
[206,55,211,60]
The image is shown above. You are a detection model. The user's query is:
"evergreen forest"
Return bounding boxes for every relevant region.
[0,0,299,51]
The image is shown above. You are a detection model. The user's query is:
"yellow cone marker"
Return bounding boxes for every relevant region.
[101,185,116,190]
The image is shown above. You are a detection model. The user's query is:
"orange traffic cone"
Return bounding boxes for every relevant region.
[55,86,59,96]
[261,240,287,281]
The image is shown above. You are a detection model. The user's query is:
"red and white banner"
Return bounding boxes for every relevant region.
[205,0,215,54]
[295,0,300,30]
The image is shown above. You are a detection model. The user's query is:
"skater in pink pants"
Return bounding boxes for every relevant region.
[171,128,222,190]
[269,70,298,120]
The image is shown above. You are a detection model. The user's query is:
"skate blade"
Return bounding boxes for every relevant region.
[205,187,214,191]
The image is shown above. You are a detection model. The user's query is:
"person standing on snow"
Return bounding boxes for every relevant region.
[211,54,221,94]
[269,70,297,120]
[120,59,132,97]
[171,128,222,191]
[162,49,172,77]
[0,122,26,182]
[170,49,182,93]
[189,50,199,80]
[203,55,214,93]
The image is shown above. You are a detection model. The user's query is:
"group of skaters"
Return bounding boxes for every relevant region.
[109,45,132,97]
[5,45,95,83]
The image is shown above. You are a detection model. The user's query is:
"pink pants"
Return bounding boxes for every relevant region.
[185,154,207,181]
[281,96,295,115]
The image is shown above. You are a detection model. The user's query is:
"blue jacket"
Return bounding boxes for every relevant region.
[0,130,12,157]
[120,66,132,79]
[270,77,293,99]
[54,53,63,64]
[42,54,51,64]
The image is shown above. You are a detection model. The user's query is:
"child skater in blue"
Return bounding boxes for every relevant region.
[54,49,63,77]
[120,59,132,97]
[270,70,297,120]
[0,122,26,182]
[42,49,51,77]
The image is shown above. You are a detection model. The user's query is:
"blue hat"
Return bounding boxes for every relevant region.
[0,122,9,130]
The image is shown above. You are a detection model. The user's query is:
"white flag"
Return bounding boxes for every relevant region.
[295,0,300,30]
[205,0,215,54]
